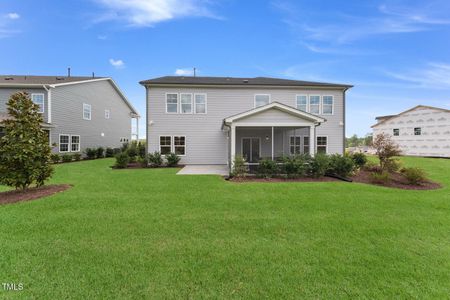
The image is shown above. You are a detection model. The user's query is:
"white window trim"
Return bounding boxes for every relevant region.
[158,135,186,156]
[322,95,334,115]
[295,94,308,112]
[165,93,179,114]
[194,93,207,114]
[83,103,92,120]
[71,135,81,152]
[289,135,301,155]
[254,94,271,108]
[59,134,70,153]
[316,135,328,154]
[105,109,110,119]
[309,95,321,115]
[31,93,45,114]
[180,93,193,114]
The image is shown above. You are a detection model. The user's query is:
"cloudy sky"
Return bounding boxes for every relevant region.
[1,0,450,137]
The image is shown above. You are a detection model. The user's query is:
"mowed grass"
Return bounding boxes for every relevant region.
[1,157,450,299]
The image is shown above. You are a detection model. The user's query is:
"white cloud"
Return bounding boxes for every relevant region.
[384,62,450,89]
[97,35,107,40]
[175,68,194,76]
[6,13,20,20]
[93,0,221,27]
[109,58,125,68]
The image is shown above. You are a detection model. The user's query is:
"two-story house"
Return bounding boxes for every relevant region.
[140,76,352,167]
[0,75,139,153]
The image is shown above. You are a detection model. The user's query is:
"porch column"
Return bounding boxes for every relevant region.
[230,124,236,168]
[136,116,140,141]
[271,126,274,160]
[309,125,315,156]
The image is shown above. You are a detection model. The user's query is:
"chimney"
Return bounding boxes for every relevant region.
[193,67,196,77]
[92,72,95,78]
[67,67,71,77]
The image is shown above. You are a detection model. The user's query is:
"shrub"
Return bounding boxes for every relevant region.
[105,147,114,158]
[257,159,278,178]
[231,155,248,178]
[85,148,97,160]
[166,152,181,167]
[401,167,427,185]
[138,141,146,159]
[73,153,82,161]
[328,154,355,177]
[61,154,73,163]
[138,156,149,168]
[113,148,121,155]
[373,133,401,171]
[280,155,307,178]
[120,142,129,152]
[50,154,60,164]
[96,147,105,158]
[385,158,402,173]
[127,142,138,158]
[351,152,367,169]
[148,151,163,167]
[370,171,390,184]
[114,152,129,169]
[307,153,330,178]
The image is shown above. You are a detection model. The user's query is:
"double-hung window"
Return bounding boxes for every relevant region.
[166,94,178,113]
[309,96,320,114]
[71,135,80,152]
[254,94,270,108]
[59,135,70,152]
[290,136,301,155]
[159,136,186,156]
[317,136,327,154]
[303,136,310,154]
[414,127,421,136]
[160,136,172,154]
[393,129,399,136]
[32,94,44,113]
[174,136,186,155]
[194,94,207,114]
[322,96,333,115]
[180,93,193,114]
[296,95,308,112]
[83,103,91,120]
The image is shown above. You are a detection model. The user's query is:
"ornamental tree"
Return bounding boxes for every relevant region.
[0,92,53,189]
[372,133,402,171]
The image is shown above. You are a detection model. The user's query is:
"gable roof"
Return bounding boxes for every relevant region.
[223,102,326,125]
[140,76,352,89]
[372,105,450,128]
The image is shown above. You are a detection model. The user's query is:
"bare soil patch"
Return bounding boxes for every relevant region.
[0,184,72,205]
[352,170,441,190]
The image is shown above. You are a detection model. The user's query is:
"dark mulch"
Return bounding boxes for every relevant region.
[0,184,72,205]
[112,163,184,169]
[352,170,441,190]
[229,176,339,183]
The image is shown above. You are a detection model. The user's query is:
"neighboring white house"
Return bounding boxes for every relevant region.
[372,105,450,158]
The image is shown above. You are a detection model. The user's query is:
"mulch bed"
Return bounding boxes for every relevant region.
[112,163,184,169]
[0,184,72,205]
[351,170,441,190]
[229,176,339,183]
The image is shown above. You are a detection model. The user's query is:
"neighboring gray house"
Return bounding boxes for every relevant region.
[140,76,352,167]
[372,105,450,158]
[0,75,139,153]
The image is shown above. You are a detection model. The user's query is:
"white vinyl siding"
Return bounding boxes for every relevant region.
[166,93,178,113]
[83,103,91,120]
[296,95,308,112]
[180,93,193,114]
[31,93,44,113]
[105,109,110,119]
[309,96,320,114]
[194,94,207,114]
[254,94,270,108]
[322,95,334,115]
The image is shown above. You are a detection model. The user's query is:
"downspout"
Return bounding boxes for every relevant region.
[343,87,348,154]
[223,122,231,170]
[145,85,149,154]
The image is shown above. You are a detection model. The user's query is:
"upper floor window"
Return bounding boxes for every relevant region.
[254,94,270,108]
[195,94,207,114]
[166,93,178,113]
[317,136,327,154]
[83,103,91,120]
[309,96,320,114]
[180,93,193,114]
[393,128,399,136]
[105,109,110,119]
[296,95,307,112]
[414,127,421,136]
[322,96,334,115]
[31,93,44,113]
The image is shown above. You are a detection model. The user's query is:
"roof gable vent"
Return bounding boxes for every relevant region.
[243,79,249,83]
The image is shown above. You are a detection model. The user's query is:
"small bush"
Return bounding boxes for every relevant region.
[73,153,82,161]
[148,151,163,167]
[127,142,138,158]
[113,148,121,155]
[370,171,390,184]
[115,152,129,169]
[61,154,73,163]
[351,152,367,169]
[138,156,149,168]
[231,155,248,178]
[138,141,146,159]
[307,153,330,178]
[280,155,307,178]
[85,148,97,160]
[121,142,129,152]
[401,167,427,185]
[166,152,181,167]
[96,147,105,158]
[257,159,278,178]
[385,158,402,173]
[50,154,60,164]
[328,154,355,177]
[105,147,114,158]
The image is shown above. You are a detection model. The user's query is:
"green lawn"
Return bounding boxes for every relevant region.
[1,157,450,299]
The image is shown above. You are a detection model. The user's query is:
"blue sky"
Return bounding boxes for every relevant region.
[1,0,450,138]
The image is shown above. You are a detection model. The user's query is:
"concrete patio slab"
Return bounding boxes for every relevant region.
[177,165,229,176]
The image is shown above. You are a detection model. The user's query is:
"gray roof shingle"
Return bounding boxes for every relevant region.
[0,75,105,85]
[140,76,352,88]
